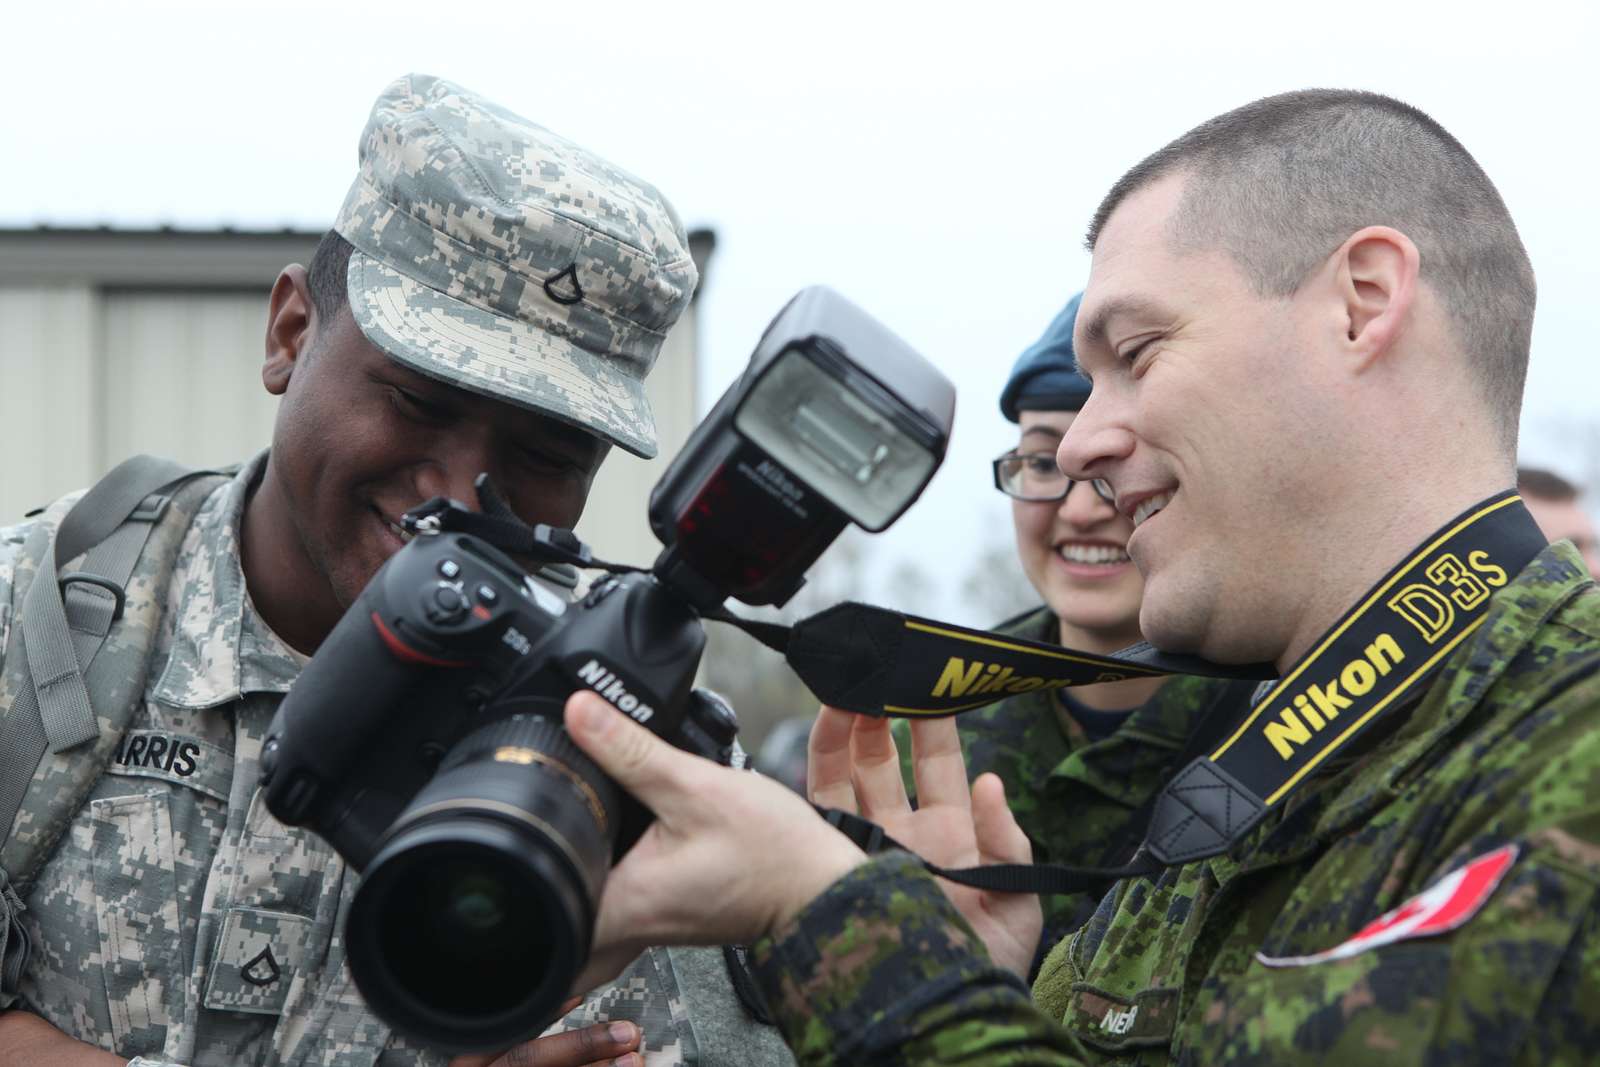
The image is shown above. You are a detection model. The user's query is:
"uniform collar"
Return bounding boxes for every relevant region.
[1044,674,1227,809]
[150,451,307,709]
[990,607,1224,808]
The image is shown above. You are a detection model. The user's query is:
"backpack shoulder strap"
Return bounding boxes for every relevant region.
[0,457,230,885]
[0,457,229,1000]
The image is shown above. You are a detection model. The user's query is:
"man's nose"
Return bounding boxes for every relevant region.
[1056,392,1132,484]
[413,446,497,510]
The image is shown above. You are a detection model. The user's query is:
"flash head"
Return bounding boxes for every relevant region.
[649,286,954,608]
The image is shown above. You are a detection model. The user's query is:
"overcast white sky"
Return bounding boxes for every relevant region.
[6,0,1596,622]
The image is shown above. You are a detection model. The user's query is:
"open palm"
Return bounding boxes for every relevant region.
[807,707,1043,978]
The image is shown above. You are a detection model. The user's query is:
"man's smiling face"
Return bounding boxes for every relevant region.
[1057,173,1332,664]
[267,302,607,618]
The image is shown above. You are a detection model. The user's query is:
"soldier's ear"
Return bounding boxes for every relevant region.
[1330,226,1419,375]
[264,265,314,396]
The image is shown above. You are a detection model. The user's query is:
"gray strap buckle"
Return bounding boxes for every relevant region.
[129,493,171,524]
[58,572,127,623]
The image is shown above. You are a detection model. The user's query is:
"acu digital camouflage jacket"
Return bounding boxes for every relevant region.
[753,543,1600,1067]
[0,455,790,1067]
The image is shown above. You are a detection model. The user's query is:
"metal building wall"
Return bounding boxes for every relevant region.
[0,285,101,516]
[0,228,709,569]
[99,290,280,472]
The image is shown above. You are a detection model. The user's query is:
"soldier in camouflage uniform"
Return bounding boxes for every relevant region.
[0,74,791,1067]
[888,294,1252,966]
[546,89,1600,1067]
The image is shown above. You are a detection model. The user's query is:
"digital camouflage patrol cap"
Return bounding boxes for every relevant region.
[335,73,697,458]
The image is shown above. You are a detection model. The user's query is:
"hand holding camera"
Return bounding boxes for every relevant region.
[561,690,870,996]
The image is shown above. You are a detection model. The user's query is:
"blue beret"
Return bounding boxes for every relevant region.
[999,291,1092,422]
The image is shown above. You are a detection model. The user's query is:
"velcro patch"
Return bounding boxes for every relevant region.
[1065,985,1179,1050]
[1257,844,1518,968]
[104,729,232,802]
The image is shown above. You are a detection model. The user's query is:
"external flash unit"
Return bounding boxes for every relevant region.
[648,286,955,609]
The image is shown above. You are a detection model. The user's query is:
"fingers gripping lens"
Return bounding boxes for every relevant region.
[991,451,1114,504]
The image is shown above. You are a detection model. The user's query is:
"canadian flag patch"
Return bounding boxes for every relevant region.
[1256,843,1519,968]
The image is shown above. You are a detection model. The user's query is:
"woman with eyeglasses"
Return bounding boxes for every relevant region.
[896,292,1257,980]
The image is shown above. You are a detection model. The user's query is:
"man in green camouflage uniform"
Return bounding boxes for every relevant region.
[0,74,792,1067]
[549,89,1600,1067]
[888,295,1251,963]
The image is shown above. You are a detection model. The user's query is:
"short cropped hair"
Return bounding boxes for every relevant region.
[1087,89,1536,452]
[307,230,355,324]
[1518,466,1580,503]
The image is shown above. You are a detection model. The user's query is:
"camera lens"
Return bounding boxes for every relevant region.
[345,712,619,1052]
[448,872,507,931]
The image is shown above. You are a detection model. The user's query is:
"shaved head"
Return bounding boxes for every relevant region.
[1087,89,1536,452]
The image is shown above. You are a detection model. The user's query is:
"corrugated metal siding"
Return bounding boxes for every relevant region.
[0,286,99,516]
[100,291,279,471]
[1,282,697,569]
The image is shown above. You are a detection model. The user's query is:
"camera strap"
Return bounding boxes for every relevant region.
[780,606,1274,713]
[406,481,1545,872]
[804,491,1547,880]
[400,478,648,588]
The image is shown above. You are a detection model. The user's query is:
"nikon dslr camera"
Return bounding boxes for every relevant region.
[260,287,955,1052]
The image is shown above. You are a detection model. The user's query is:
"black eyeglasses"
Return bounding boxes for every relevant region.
[991,450,1115,504]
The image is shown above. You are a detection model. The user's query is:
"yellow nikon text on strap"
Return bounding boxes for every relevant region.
[1205,495,1528,813]
[1136,492,1546,864]
[794,491,1549,887]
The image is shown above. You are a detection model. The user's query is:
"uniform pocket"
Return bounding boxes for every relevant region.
[88,792,182,1051]
[228,789,332,915]
[202,907,312,1015]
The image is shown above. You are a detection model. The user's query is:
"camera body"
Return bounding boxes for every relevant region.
[262,528,738,862]
[260,528,739,1051]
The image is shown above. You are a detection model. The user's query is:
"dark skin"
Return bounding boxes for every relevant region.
[245,264,610,656]
[0,267,641,1067]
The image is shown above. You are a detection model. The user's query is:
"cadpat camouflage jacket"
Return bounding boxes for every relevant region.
[0,455,790,1067]
[895,607,1250,963]
[753,543,1600,1066]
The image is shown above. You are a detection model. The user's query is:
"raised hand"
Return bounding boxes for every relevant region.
[807,707,1042,978]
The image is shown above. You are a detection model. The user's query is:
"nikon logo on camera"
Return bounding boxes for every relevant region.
[576,659,656,723]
